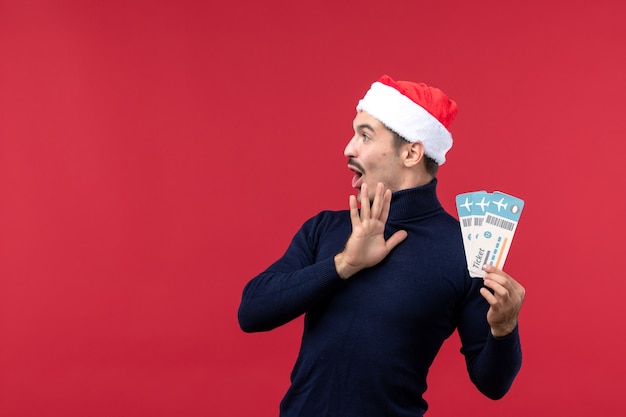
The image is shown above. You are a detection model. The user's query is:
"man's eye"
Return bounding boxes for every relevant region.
[363,134,371,141]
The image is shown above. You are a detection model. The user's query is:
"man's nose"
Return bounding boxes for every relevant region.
[344,136,357,158]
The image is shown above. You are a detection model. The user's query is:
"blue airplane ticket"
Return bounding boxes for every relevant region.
[455,191,486,269]
[456,191,524,278]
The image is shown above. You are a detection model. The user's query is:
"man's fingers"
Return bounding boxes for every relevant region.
[483,266,514,293]
[483,279,510,299]
[370,182,385,219]
[483,267,525,300]
[480,287,498,306]
[349,194,359,224]
[482,272,525,314]
[379,189,392,222]
[360,183,370,219]
[386,230,408,250]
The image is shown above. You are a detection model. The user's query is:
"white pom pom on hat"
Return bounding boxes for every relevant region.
[356,75,458,165]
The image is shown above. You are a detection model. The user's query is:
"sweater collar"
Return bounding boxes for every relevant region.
[387,178,442,221]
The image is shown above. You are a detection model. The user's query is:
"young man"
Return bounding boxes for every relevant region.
[238,75,525,416]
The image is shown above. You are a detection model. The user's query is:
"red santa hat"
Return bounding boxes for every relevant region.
[356,75,458,165]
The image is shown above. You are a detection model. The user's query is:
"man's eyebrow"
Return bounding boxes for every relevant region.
[355,123,376,133]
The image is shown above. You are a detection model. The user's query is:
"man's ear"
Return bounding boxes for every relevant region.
[403,141,425,168]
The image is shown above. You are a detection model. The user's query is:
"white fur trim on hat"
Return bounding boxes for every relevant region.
[356,81,453,165]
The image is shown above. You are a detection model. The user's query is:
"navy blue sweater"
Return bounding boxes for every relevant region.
[238,180,521,416]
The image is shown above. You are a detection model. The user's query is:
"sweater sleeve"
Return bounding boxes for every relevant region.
[238,214,345,333]
[456,280,523,399]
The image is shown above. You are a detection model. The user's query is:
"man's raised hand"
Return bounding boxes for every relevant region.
[334,182,408,279]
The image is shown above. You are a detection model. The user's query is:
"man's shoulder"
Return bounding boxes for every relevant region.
[303,209,350,229]
[295,210,352,255]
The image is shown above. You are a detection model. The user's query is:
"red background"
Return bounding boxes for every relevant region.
[1,0,626,416]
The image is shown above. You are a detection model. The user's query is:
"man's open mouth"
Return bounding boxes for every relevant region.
[348,160,364,188]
